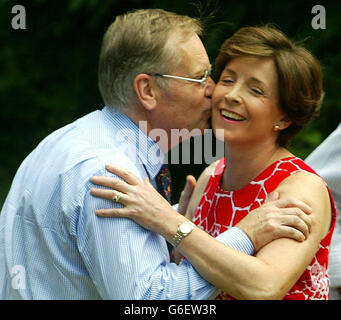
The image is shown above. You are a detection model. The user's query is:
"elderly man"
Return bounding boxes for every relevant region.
[0,9,311,299]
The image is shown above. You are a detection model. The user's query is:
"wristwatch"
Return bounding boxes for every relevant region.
[172,221,196,247]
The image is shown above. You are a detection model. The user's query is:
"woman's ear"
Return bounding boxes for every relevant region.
[274,115,292,131]
[279,117,292,130]
[133,74,158,111]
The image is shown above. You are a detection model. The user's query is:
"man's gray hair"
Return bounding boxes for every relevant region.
[98,9,203,111]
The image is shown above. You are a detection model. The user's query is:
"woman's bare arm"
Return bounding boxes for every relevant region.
[173,172,331,299]
[90,165,320,299]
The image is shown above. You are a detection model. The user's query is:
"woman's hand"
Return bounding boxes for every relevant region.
[90,164,178,234]
[91,164,313,254]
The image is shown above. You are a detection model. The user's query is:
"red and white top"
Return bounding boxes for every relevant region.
[193,157,336,300]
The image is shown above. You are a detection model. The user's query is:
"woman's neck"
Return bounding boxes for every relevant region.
[221,142,293,191]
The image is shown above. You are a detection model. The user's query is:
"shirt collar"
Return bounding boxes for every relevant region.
[102,106,165,180]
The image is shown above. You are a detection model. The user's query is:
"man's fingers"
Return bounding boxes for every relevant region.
[186,175,197,188]
[182,176,196,201]
[273,198,313,214]
[276,225,306,242]
[266,191,279,202]
[280,214,310,239]
[280,208,312,233]
[178,175,196,215]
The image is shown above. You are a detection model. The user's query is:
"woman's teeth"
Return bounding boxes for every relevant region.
[221,110,245,121]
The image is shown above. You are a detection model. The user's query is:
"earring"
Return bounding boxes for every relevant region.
[274,124,280,131]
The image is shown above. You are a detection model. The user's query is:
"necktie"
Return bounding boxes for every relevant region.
[156,164,174,260]
[156,164,172,204]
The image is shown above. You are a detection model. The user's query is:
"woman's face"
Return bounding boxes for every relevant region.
[212,55,287,147]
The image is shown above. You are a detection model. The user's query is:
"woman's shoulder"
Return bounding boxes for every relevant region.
[277,162,329,201]
[276,168,332,237]
[280,168,326,189]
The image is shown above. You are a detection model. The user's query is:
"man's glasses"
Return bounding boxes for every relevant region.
[150,65,212,86]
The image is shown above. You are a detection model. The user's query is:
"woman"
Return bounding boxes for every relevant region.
[91,25,336,300]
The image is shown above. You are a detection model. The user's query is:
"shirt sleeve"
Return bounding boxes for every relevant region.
[216,227,255,255]
[76,166,217,300]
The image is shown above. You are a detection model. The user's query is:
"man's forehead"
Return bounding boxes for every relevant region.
[172,33,210,73]
[182,47,210,70]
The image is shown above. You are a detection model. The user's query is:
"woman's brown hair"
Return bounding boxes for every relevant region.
[215,25,324,147]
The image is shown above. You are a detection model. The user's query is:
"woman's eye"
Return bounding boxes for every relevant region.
[251,87,264,95]
[221,78,234,84]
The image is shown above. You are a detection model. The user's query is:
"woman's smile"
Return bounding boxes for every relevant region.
[220,109,246,123]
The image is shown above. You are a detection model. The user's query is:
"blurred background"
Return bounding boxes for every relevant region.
[0,0,340,206]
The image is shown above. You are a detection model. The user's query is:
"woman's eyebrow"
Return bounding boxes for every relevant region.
[223,68,236,75]
[249,77,266,86]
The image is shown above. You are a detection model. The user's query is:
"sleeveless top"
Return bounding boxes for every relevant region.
[193,157,336,300]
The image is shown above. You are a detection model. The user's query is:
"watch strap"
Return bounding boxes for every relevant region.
[172,221,195,247]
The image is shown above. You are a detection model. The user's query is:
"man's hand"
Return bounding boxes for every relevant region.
[236,192,313,252]
[177,175,196,215]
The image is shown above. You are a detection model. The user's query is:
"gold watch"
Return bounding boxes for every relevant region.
[172,221,196,247]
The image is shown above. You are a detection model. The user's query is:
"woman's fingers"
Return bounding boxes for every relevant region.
[91,176,131,193]
[90,187,127,204]
[95,207,128,217]
[105,164,141,185]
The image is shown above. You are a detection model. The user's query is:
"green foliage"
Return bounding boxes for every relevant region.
[0,0,340,206]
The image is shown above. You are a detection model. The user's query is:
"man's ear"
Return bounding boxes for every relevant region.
[133,74,158,111]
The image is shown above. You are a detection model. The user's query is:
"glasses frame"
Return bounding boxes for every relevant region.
[151,65,212,86]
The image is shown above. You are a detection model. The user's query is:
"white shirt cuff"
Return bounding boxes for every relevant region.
[216,227,255,256]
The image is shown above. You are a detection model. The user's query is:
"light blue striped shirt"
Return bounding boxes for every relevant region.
[0,106,254,299]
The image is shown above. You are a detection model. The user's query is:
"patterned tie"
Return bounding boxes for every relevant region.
[156,164,174,259]
[156,164,172,204]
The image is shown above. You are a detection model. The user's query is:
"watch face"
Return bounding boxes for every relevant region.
[180,223,192,233]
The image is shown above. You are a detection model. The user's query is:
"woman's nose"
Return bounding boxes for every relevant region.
[224,86,242,105]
